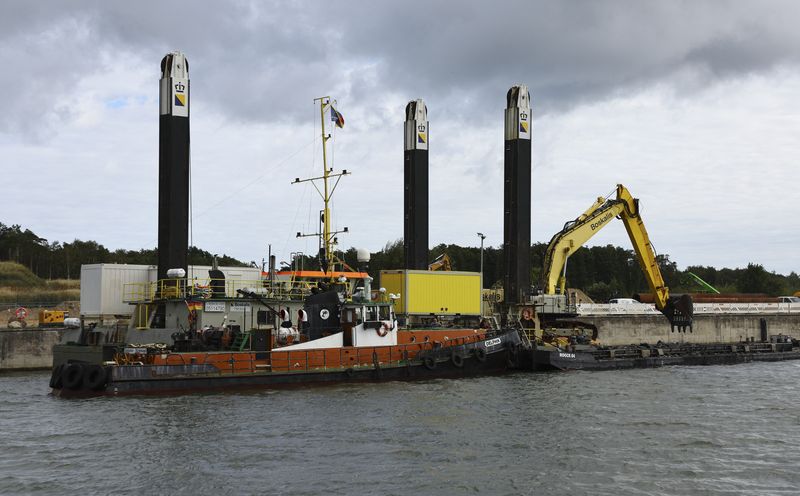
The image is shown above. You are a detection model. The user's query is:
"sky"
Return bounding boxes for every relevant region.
[1,0,798,274]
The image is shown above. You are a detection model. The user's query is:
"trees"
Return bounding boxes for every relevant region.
[0,222,247,279]
[1,221,796,295]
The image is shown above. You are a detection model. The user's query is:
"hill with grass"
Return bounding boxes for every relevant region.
[0,262,80,305]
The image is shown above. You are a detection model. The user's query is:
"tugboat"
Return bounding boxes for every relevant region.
[49,89,523,397]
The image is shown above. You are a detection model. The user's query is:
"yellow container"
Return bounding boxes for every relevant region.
[380,270,481,316]
[39,310,68,325]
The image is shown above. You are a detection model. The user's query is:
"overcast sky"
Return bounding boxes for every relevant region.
[1,0,798,274]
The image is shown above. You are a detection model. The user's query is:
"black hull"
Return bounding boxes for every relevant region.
[523,344,800,371]
[52,330,524,397]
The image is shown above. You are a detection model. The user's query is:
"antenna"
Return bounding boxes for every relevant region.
[293,96,351,276]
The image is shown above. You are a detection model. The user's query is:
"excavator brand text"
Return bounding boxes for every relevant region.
[590,211,614,231]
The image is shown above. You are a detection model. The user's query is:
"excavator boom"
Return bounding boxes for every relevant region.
[541,184,692,330]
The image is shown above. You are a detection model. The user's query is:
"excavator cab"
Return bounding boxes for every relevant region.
[662,294,694,332]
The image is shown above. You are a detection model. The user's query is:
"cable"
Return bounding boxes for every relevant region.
[193,136,319,220]
[189,149,194,281]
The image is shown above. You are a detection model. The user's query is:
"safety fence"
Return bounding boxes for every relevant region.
[578,303,800,315]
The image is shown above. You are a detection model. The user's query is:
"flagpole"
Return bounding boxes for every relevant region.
[313,96,334,276]
[295,97,350,279]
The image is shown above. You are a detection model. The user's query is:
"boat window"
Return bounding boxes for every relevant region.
[366,306,379,321]
[379,306,390,320]
[355,307,363,324]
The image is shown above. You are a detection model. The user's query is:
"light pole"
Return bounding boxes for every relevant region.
[477,233,486,278]
[477,232,486,316]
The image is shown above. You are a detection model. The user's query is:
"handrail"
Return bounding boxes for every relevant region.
[123,277,322,303]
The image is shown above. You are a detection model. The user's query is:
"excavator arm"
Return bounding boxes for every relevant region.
[541,184,692,330]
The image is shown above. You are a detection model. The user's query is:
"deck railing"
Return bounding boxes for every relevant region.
[123,278,319,303]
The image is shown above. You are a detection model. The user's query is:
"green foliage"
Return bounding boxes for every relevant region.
[0,222,248,280]
[3,221,796,299]
[738,263,786,295]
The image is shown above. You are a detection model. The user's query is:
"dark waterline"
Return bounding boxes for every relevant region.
[2,363,800,495]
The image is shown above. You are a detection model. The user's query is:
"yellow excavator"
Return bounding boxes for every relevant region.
[428,253,452,271]
[541,184,693,331]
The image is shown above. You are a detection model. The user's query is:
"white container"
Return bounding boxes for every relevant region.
[80,264,264,317]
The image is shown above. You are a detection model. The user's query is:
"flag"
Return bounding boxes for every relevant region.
[330,105,345,128]
[185,300,203,311]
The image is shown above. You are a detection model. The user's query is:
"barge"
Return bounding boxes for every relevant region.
[522,338,800,371]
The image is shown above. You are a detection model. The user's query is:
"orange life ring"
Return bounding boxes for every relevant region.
[521,307,533,321]
[376,322,390,337]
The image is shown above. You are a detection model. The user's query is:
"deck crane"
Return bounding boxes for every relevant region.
[541,184,693,331]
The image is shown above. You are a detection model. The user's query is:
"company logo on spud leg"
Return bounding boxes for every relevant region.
[484,338,502,347]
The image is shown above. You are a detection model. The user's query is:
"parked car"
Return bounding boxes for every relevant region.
[608,298,640,305]
[778,296,800,304]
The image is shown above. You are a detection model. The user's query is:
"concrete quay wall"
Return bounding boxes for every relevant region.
[0,329,65,371]
[581,313,800,347]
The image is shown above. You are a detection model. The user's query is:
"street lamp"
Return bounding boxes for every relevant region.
[477,232,486,279]
[477,232,486,315]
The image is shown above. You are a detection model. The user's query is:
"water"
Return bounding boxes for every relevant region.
[2,363,800,496]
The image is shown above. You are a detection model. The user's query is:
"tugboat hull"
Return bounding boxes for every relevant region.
[52,330,523,397]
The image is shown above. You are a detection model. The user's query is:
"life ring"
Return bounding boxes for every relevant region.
[345,367,355,378]
[521,307,533,321]
[422,355,436,370]
[62,363,84,390]
[451,351,464,368]
[376,322,390,337]
[473,347,487,363]
[14,307,28,320]
[49,364,65,389]
[84,365,107,391]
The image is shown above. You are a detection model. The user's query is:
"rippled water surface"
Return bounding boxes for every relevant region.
[2,363,800,495]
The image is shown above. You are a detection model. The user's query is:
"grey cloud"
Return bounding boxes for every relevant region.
[1,0,800,138]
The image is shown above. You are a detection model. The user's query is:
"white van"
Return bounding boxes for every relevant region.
[608,298,639,305]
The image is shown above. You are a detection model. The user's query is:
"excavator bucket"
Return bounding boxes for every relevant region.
[661,294,693,332]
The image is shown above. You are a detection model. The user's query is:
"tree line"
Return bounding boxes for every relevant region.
[2,223,797,301]
[0,223,247,281]
[337,240,799,302]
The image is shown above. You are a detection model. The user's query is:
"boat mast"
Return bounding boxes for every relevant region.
[294,96,350,277]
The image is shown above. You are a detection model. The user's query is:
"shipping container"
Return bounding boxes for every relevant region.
[379,270,481,316]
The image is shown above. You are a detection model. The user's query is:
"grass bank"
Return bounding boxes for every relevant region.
[0,262,79,305]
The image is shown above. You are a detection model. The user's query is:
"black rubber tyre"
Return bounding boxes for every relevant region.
[49,364,64,389]
[345,368,355,378]
[423,356,436,370]
[84,365,107,391]
[473,347,487,363]
[451,351,464,368]
[62,363,84,390]
[506,348,519,368]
